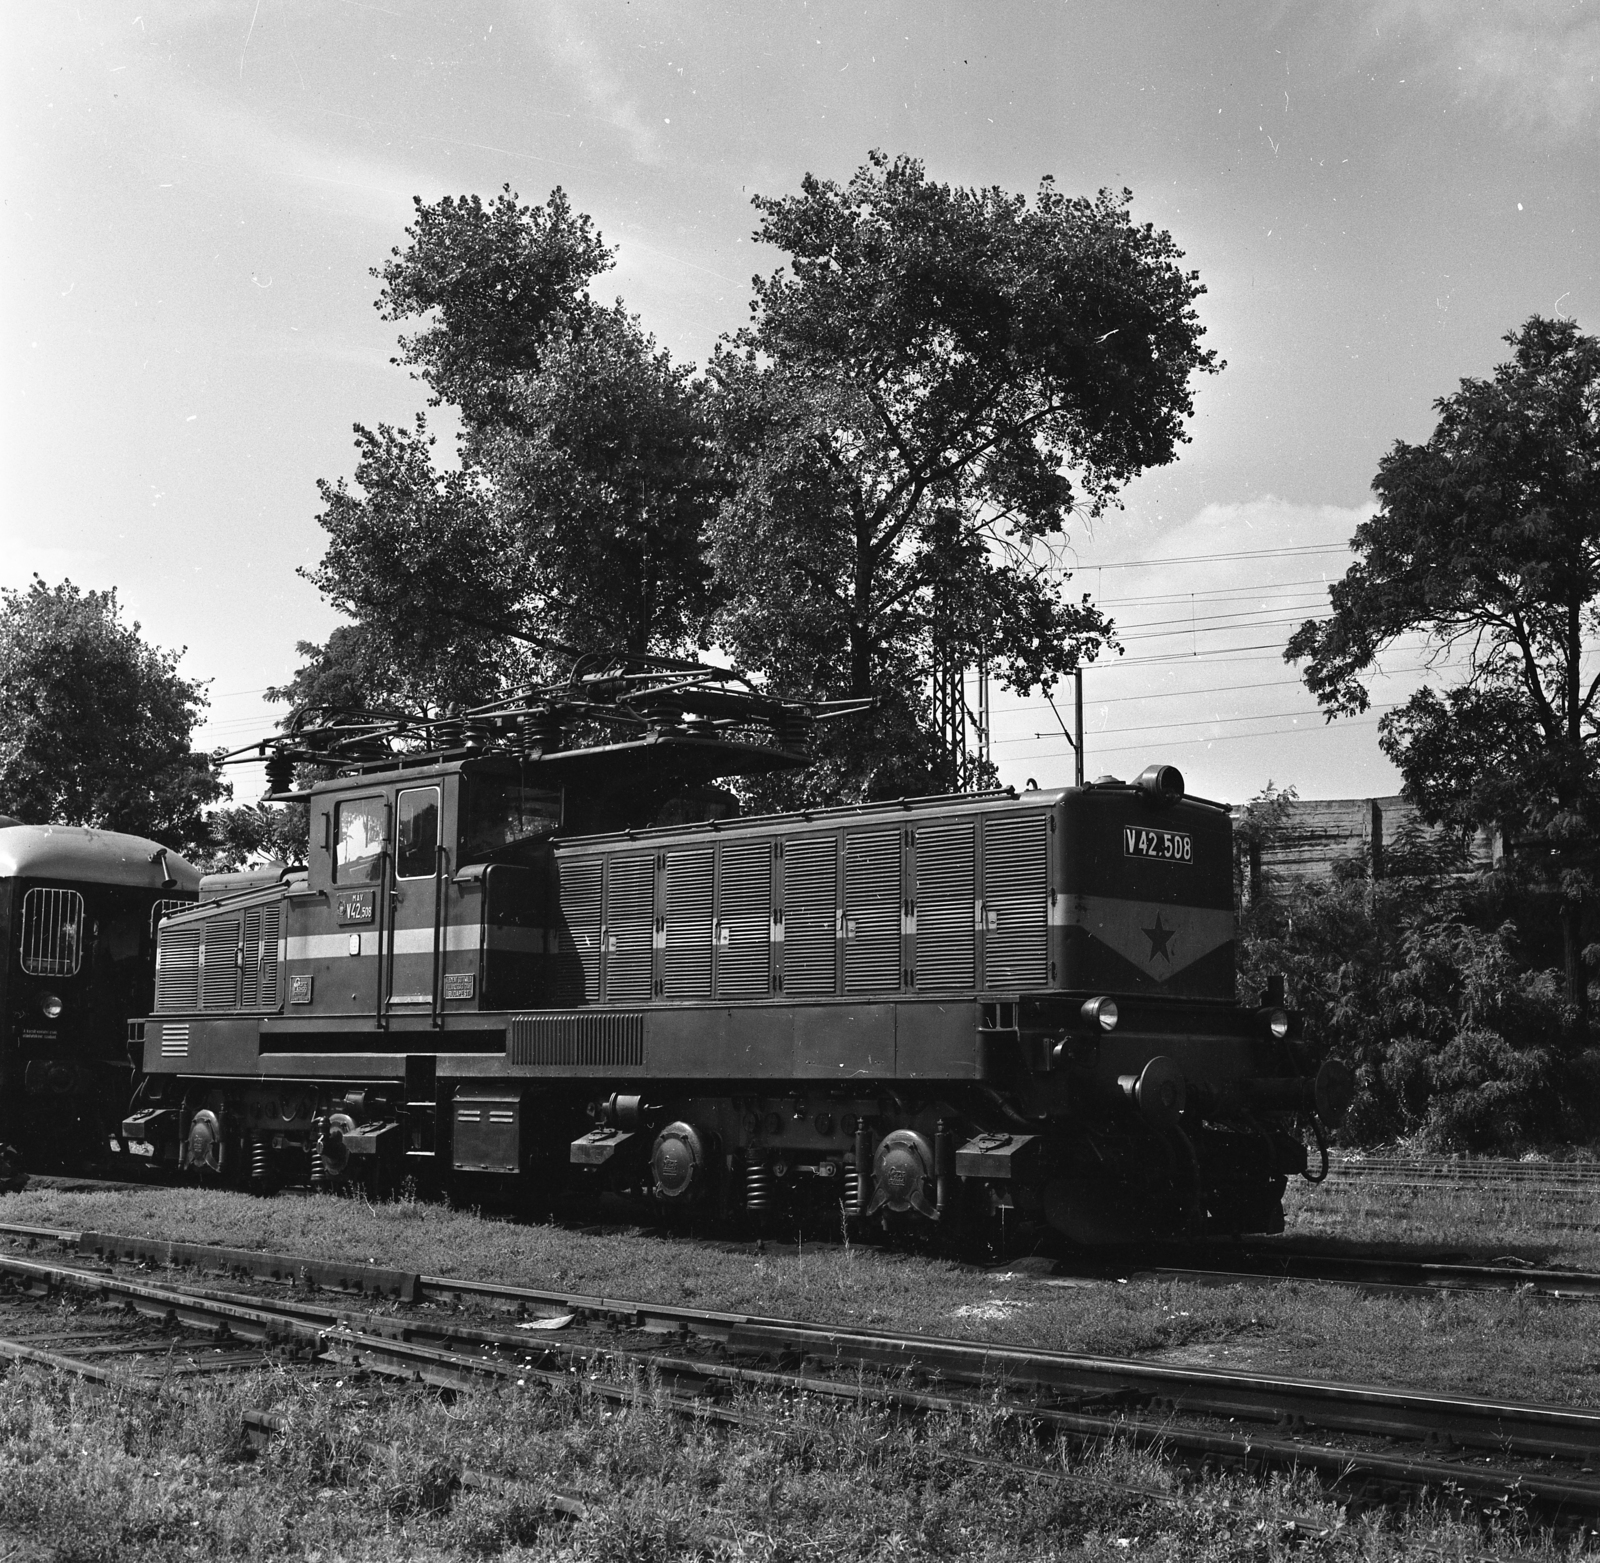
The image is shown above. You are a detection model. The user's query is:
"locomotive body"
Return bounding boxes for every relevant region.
[119,741,1344,1241]
[0,823,199,1182]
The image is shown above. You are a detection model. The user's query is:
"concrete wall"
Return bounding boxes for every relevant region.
[1240,795,1499,901]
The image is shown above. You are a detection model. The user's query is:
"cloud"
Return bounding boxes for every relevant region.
[1371,0,1600,140]
[522,3,663,166]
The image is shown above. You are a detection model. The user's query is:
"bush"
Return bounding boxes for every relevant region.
[1237,801,1595,1153]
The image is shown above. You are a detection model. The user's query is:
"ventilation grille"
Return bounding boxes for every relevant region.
[19,887,84,977]
[159,1021,189,1058]
[717,840,771,998]
[915,820,976,990]
[155,925,202,1012]
[201,917,241,1011]
[843,830,902,994]
[982,811,1049,989]
[150,898,190,936]
[554,857,603,1004]
[509,1011,645,1068]
[663,847,713,998]
[781,835,837,996]
[240,904,282,1010]
[605,855,655,1005]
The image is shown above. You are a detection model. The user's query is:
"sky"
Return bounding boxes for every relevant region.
[3,1,1597,811]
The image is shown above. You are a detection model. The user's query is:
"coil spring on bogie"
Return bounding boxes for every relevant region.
[308,1133,325,1187]
[842,1164,861,1212]
[249,1132,269,1184]
[745,1160,772,1212]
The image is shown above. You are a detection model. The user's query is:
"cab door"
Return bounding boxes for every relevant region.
[388,784,444,1019]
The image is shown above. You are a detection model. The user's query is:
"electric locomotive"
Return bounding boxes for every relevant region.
[116,665,1351,1241]
[0,820,200,1185]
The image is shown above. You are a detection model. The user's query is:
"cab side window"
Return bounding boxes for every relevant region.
[335,797,386,883]
[396,787,440,880]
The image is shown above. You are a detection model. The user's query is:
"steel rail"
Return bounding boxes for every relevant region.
[15,1255,1600,1516]
[11,1226,1600,1465]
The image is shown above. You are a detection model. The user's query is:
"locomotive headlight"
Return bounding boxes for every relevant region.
[1081,996,1119,1033]
[39,993,63,1020]
[1267,1008,1291,1040]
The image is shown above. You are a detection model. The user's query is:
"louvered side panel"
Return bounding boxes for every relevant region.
[605,854,656,1005]
[239,908,262,1008]
[554,857,603,1004]
[914,820,976,990]
[155,925,202,1012]
[257,904,281,1009]
[663,847,713,998]
[201,917,240,1011]
[982,811,1049,989]
[716,840,771,999]
[781,835,837,996]
[843,829,902,994]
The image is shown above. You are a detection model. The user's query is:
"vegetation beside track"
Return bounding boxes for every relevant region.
[0,1356,1577,1562]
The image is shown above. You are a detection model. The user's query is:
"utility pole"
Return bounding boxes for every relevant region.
[1074,666,1084,787]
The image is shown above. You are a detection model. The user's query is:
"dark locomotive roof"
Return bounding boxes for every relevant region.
[0,824,202,891]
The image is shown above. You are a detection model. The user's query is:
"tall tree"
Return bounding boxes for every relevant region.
[0,578,223,852]
[297,189,719,714]
[1287,316,1600,1018]
[709,152,1220,800]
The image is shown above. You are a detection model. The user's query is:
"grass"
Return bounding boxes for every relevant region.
[0,1355,1577,1562]
[1284,1175,1600,1268]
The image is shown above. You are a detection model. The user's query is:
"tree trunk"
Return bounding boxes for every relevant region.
[1562,897,1590,1039]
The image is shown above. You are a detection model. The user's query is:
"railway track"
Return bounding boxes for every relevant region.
[3,1223,1600,1522]
[1325,1154,1600,1196]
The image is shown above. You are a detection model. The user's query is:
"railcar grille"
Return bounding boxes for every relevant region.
[843,829,902,993]
[509,1011,645,1068]
[159,1021,189,1058]
[240,904,282,1010]
[981,812,1049,989]
[154,925,202,1011]
[555,858,603,1004]
[604,855,655,1005]
[663,847,713,998]
[201,917,241,1010]
[915,820,976,989]
[19,887,85,977]
[716,840,771,998]
[781,835,837,995]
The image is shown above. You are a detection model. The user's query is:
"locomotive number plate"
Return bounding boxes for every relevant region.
[1123,827,1192,862]
[336,890,375,923]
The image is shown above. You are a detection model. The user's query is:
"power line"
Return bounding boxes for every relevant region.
[994,699,1399,748]
[1071,541,1352,573]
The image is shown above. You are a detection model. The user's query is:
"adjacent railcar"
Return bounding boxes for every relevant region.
[118,740,1349,1242]
[0,822,199,1183]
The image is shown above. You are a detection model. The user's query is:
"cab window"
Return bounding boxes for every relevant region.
[460,779,562,864]
[396,787,440,879]
[335,797,386,882]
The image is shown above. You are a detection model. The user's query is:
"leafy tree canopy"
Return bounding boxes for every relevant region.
[0,577,223,853]
[709,152,1220,800]
[375,185,613,435]
[1287,316,1600,1004]
[298,194,718,715]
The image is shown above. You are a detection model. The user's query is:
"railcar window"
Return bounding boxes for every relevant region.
[334,797,386,882]
[460,779,562,864]
[19,887,85,976]
[396,787,441,879]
